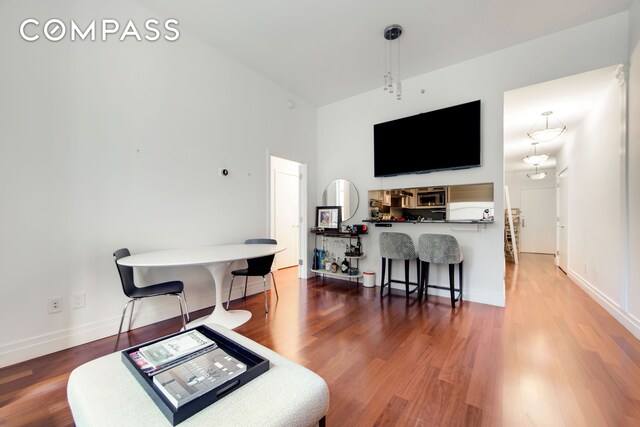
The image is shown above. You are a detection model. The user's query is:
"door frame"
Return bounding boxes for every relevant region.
[267,153,308,279]
[556,167,569,272]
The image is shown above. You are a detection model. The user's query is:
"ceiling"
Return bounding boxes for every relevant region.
[134,0,631,106]
[503,65,618,174]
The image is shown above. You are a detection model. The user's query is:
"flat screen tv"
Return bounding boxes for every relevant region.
[373,100,481,177]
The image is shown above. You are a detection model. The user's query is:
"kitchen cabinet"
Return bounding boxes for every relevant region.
[369,190,390,207]
[402,189,416,208]
[390,189,415,208]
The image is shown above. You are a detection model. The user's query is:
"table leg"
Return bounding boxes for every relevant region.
[186,261,252,329]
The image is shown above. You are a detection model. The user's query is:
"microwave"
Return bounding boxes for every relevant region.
[417,188,446,207]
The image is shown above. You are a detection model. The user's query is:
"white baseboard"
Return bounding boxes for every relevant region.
[0,301,196,369]
[0,316,120,369]
[384,282,505,307]
[569,271,640,340]
[0,278,272,369]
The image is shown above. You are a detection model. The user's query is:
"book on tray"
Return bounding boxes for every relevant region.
[152,346,248,408]
[129,329,216,375]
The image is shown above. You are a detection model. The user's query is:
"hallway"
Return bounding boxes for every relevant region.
[500,253,640,425]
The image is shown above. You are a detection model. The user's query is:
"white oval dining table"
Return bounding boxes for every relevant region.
[117,244,285,329]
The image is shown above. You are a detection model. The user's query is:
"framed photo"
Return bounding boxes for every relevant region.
[316,206,342,230]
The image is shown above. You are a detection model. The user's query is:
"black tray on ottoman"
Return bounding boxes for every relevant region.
[121,325,269,425]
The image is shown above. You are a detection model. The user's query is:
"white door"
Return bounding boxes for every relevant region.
[557,169,569,272]
[520,187,556,254]
[274,169,299,269]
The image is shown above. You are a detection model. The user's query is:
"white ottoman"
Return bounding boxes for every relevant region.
[67,324,329,427]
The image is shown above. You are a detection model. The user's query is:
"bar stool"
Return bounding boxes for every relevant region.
[418,234,463,308]
[379,232,420,299]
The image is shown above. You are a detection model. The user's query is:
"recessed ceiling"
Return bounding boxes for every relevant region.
[134,0,631,106]
[504,65,619,173]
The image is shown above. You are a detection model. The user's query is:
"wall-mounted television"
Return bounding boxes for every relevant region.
[373,100,481,177]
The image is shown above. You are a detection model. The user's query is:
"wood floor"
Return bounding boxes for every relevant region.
[2,253,640,426]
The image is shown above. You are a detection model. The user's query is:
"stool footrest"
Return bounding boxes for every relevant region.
[388,279,419,286]
[423,284,462,300]
[384,280,419,294]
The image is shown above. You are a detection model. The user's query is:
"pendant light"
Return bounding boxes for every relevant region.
[527,111,566,142]
[526,165,547,180]
[522,142,550,166]
[383,24,403,100]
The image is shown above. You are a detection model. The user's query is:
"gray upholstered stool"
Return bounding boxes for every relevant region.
[379,232,420,299]
[418,233,463,307]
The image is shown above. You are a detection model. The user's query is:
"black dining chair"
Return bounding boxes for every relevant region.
[226,239,279,313]
[113,248,189,351]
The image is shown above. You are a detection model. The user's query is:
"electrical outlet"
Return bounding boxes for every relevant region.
[584,262,588,274]
[72,293,85,309]
[49,296,62,313]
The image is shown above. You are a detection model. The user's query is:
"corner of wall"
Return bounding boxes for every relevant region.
[630,0,640,51]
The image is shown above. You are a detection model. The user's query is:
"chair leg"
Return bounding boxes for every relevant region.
[387,259,393,298]
[181,291,190,322]
[416,261,420,298]
[175,294,187,330]
[380,257,387,299]
[227,276,237,310]
[270,272,279,300]
[263,276,269,313]
[244,276,248,298]
[115,299,134,352]
[418,261,424,302]
[422,262,430,302]
[459,261,463,303]
[127,299,136,331]
[449,264,456,308]
[404,260,410,299]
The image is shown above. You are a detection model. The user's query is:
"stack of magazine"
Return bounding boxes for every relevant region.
[128,330,247,408]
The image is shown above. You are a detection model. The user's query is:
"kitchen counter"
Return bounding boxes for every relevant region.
[363,219,494,224]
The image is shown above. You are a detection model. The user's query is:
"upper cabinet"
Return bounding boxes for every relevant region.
[448,183,493,203]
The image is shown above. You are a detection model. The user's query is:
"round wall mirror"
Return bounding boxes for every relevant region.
[322,179,359,222]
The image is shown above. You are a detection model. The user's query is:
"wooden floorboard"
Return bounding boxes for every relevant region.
[1,253,640,426]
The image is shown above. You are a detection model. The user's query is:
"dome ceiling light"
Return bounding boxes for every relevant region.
[526,165,547,180]
[527,111,566,143]
[522,142,550,166]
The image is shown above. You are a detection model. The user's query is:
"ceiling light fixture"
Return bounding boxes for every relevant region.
[383,24,403,100]
[527,111,566,142]
[526,165,547,180]
[522,143,550,166]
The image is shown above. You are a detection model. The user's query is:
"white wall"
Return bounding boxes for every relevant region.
[555,74,640,337]
[505,169,557,209]
[557,81,624,302]
[0,0,317,367]
[627,0,640,329]
[317,13,630,308]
